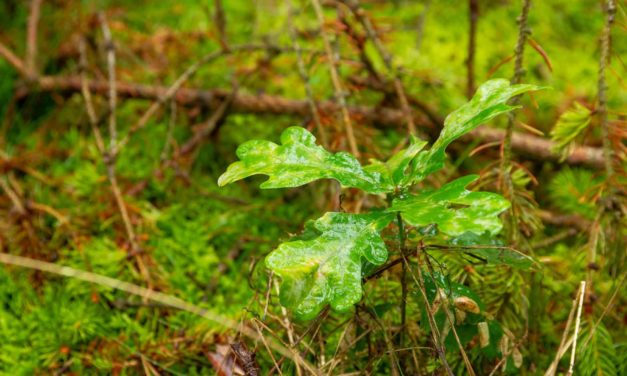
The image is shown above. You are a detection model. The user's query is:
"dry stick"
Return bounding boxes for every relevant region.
[466,0,479,98]
[500,0,532,243]
[545,276,625,376]
[78,39,105,154]
[585,28,623,273]
[342,0,416,136]
[362,305,402,376]
[403,246,454,375]
[99,13,118,149]
[580,274,625,349]
[286,0,328,146]
[0,42,31,77]
[310,0,359,157]
[26,0,43,78]
[80,31,150,284]
[252,321,284,376]
[99,16,141,259]
[274,281,302,376]
[113,44,277,154]
[214,0,228,50]
[544,282,583,376]
[423,253,476,376]
[6,71,606,167]
[598,0,616,181]
[487,334,529,376]
[567,281,586,376]
[0,252,319,375]
[177,85,238,156]
[268,308,330,375]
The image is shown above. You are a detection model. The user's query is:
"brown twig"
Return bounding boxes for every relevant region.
[5,73,606,167]
[467,0,479,98]
[286,0,328,146]
[566,281,586,376]
[80,28,150,285]
[113,43,286,154]
[404,246,454,375]
[597,0,616,181]
[423,251,476,376]
[500,0,532,242]
[0,42,30,77]
[311,0,359,156]
[99,12,118,150]
[214,0,229,51]
[26,0,43,78]
[341,0,416,136]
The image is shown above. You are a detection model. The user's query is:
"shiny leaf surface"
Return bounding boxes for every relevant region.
[390,175,510,236]
[266,212,394,319]
[448,232,535,269]
[218,126,389,193]
[411,79,542,182]
[362,135,428,189]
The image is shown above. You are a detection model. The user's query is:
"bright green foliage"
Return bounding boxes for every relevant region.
[548,168,601,220]
[410,79,541,182]
[390,175,510,236]
[219,79,537,319]
[218,126,389,193]
[577,323,619,376]
[550,102,592,154]
[266,212,394,319]
[366,135,428,187]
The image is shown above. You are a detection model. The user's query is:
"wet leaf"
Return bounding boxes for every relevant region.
[390,175,510,236]
[365,136,427,187]
[449,232,536,269]
[266,212,394,319]
[411,79,542,182]
[218,126,390,193]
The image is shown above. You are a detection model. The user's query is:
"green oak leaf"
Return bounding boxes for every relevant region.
[383,135,429,186]
[389,175,510,236]
[411,79,542,182]
[218,126,390,193]
[362,135,428,189]
[266,211,394,319]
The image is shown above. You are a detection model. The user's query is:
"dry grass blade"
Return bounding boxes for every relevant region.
[0,252,320,375]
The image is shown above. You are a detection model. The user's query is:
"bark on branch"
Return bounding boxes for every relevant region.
[15,74,605,168]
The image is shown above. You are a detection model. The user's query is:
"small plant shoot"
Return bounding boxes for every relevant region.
[219,79,540,319]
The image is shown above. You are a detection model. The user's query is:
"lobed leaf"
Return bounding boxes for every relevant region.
[362,135,428,189]
[411,79,542,182]
[389,175,510,236]
[266,211,394,319]
[218,126,390,193]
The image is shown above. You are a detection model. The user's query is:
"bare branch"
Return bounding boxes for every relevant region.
[26,0,43,78]
[341,0,416,135]
[597,0,616,180]
[286,0,328,146]
[0,42,30,77]
[9,74,606,168]
[311,0,359,156]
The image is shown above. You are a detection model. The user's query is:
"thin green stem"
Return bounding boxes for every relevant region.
[598,0,616,181]
[396,212,407,348]
[501,0,532,244]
